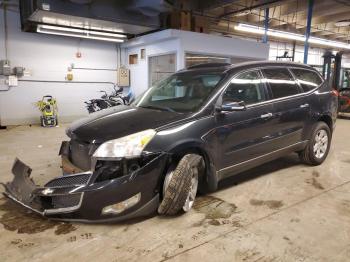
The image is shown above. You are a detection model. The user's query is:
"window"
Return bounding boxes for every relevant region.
[150,77,187,100]
[141,49,146,60]
[291,68,323,92]
[134,73,223,113]
[149,54,176,86]
[223,71,266,105]
[129,54,138,65]
[185,53,230,68]
[262,68,300,99]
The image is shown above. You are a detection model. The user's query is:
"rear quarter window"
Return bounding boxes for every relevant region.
[291,68,323,92]
[261,68,300,99]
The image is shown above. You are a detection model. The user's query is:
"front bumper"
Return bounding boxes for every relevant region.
[3,148,168,222]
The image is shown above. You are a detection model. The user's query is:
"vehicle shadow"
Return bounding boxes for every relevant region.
[216,154,302,192]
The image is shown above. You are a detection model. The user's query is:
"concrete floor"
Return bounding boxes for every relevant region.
[0,120,350,262]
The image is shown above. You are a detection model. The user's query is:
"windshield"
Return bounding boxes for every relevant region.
[133,72,224,113]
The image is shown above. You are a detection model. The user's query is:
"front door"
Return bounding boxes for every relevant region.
[210,70,276,178]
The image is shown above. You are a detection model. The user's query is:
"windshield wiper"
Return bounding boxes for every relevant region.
[139,105,175,112]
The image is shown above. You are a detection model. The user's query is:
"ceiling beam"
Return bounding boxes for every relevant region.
[297,11,350,29]
[218,0,291,18]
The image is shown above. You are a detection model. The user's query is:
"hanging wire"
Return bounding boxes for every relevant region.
[3,1,9,60]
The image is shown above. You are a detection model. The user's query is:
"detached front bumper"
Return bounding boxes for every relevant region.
[3,148,168,222]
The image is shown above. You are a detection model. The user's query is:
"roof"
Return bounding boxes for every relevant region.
[182,61,316,75]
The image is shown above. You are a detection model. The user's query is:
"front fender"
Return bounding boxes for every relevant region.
[163,139,218,192]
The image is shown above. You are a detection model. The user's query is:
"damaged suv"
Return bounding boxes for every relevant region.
[4,61,337,222]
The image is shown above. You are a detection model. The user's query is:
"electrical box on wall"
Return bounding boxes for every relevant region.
[0,60,11,76]
[117,67,130,87]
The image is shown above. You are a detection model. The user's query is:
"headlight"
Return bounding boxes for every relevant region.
[93,129,156,158]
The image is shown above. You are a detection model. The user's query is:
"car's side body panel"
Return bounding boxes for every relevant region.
[147,62,337,182]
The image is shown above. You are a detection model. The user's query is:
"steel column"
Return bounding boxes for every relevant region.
[262,8,269,43]
[303,0,314,64]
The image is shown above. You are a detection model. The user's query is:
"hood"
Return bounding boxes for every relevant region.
[67,106,188,143]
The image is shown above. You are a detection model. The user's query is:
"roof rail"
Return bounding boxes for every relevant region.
[187,62,231,69]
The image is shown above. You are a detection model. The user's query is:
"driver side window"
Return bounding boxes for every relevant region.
[223,70,266,105]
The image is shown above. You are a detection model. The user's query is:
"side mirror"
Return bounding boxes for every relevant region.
[216,101,246,112]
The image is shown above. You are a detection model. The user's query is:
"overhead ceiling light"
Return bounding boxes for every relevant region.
[186,56,228,59]
[335,19,350,27]
[308,37,350,49]
[36,24,126,43]
[234,23,350,50]
[234,23,306,41]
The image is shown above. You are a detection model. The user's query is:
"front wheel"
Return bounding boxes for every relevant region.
[299,122,331,166]
[158,154,203,215]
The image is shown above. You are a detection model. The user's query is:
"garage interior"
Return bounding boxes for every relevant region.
[0,0,350,261]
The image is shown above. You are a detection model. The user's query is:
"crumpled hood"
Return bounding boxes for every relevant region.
[67,106,188,143]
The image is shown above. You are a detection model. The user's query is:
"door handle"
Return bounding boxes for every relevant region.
[260,113,273,119]
[300,103,309,108]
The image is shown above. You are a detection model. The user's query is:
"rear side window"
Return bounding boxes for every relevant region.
[223,70,266,105]
[262,68,300,99]
[291,68,323,92]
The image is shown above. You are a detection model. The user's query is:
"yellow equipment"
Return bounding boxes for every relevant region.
[36,95,58,127]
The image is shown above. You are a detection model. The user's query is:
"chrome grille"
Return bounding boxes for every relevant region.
[45,173,91,188]
[51,193,82,209]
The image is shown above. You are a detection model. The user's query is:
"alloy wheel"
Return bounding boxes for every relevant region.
[182,170,198,212]
[313,129,329,159]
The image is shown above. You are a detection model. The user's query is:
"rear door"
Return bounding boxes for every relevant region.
[261,67,310,148]
[290,67,326,134]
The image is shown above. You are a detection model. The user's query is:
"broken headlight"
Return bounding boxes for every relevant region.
[101,193,141,215]
[93,129,156,159]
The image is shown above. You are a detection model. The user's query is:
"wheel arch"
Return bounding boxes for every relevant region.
[317,114,333,133]
[166,140,218,193]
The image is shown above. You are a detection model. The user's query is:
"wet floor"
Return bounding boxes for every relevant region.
[0,120,350,262]
[0,199,77,235]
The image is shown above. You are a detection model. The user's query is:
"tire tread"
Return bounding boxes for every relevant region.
[158,154,200,215]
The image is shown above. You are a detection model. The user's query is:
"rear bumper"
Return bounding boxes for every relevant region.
[3,150,168,222]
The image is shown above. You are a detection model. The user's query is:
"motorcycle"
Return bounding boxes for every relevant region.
[85,87,134,113]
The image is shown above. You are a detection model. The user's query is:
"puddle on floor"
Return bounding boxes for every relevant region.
[305,171,324,190]
[249,199,284,209]
[0,198,76,235]
[193,195,237,220]
[192,195,241,227]
[55,223,77,235]
[306,177,324,190]
[312,171,320,177]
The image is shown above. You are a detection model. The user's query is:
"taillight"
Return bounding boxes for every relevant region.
[331,89,339,97]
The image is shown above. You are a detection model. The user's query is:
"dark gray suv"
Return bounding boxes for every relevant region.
[4,61,338,222]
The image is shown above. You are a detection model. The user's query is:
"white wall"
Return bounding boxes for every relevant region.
[0,9,118,126]
[124,37,181,96]
[178,30,269,61]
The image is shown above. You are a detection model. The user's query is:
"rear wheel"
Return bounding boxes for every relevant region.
[299,122,331,166]
[158,154,203,215]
